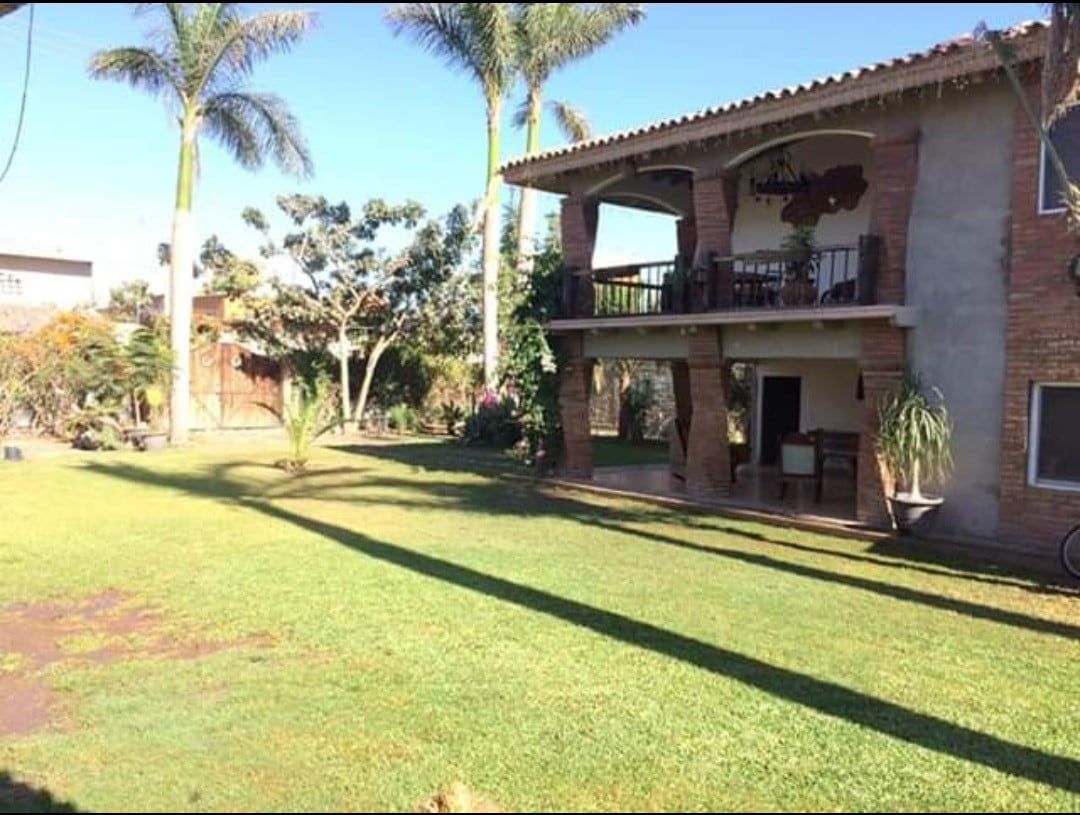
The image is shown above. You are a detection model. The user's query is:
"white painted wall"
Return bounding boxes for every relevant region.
[0,254,93,308]
[753,359,862,463]
[731,135,872,254]
[724,322,862,360]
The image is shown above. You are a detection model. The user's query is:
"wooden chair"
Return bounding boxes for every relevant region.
[778,432,821,501]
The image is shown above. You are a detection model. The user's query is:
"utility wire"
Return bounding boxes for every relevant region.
[0,3,34,186]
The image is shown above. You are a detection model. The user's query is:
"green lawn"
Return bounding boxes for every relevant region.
[0,439,1077,812]
[592,435,669,467]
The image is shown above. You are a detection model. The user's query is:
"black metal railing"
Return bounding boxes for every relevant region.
[558,234,881,319]
[725,240,872,309]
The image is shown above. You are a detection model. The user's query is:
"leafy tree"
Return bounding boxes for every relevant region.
[199,235,262,297]
[387,3,516,389]
[106,280,156,322]
[512,3,643,271]
[501,217,563,464]
[238,195,473,429]
[89,3,315,445]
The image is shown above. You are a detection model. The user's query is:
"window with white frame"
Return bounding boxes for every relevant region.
[1028,383,1080,488]
[1040,106,1080,213]
[0,272,22,297]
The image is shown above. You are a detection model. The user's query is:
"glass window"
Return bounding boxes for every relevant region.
[1029,384,1080,487]
[1041,106,1080,212]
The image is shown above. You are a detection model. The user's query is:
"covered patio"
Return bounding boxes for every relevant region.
[593,458,859,526]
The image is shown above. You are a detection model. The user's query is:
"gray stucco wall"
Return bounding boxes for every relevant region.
[906,86,1012,538]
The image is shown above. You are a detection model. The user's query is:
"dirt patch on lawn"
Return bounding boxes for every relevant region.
[0,590,272,736]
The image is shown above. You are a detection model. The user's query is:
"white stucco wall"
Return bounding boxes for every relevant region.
[730,135,873,254]
[754,359,862,462]
[0,254,93,308]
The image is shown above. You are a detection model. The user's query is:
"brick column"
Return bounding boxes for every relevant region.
[676,216,697,261]
[669,359,692,477]
[691,170,738,308]
[856,322,906,527]
[685,327,731,498]
[867,129,919,305]
[560,195,599,316]
[558,331,593,479]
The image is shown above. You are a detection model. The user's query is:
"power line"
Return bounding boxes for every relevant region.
[0,2,34,186]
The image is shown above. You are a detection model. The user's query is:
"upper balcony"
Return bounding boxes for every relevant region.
[560,234,882,320]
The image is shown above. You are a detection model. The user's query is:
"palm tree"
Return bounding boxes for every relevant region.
[89,3,314,444]
[387,3,515,389]
[513,3,644,273]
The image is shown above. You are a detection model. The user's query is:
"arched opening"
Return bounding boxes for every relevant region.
[726,131,874,254]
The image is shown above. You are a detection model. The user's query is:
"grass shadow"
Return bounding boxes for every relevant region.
[0,773,78,814]
[82,460,1080,794]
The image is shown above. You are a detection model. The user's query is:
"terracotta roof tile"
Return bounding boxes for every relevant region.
[502,20,1046,178]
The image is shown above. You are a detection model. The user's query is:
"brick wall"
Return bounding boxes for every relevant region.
[685,327,731,497]
[558,332,593,479]
[868,130,919,305]
[998,81,1080,551]
[857,323,906,526]
[560,196,599,316]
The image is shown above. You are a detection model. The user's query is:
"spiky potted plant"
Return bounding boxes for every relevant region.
[780,225,818,306]
[875,372,953,536]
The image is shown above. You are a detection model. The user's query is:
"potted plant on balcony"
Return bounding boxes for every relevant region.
[875,372,953,536]
[780,225,818,306]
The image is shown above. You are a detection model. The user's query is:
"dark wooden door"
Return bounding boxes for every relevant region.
[760,376,801,465]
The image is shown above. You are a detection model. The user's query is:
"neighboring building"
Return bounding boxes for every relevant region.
[0,252,94,309]
[0,252,94,333]
[503,21,1080,555]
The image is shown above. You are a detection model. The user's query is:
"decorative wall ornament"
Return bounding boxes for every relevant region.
[781,164,868,226]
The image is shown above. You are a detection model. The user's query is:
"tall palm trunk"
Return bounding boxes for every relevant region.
[515,83,542,278]
[481,99,502,389]
[168,123,196,445]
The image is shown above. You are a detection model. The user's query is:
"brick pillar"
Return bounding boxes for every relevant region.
[868,130,919,305]
[669,359,692,477]
[558,332,593,479]
[691,170,738,308]
[676,216,697,261]
[685,327,731,498]
[856,322,906,527]
[560,195,599,316]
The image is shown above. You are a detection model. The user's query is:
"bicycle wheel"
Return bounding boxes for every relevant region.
[1061,525,1080,579]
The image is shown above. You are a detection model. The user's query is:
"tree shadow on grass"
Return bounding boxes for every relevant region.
[0,773,78,814]
[345,441,1079,593]
[82,461,1080,794]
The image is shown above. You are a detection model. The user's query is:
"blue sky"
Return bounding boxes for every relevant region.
[0,2,1040,300]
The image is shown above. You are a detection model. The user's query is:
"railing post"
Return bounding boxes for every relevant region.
[857,234,881,306]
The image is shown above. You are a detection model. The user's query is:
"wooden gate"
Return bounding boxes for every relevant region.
[190,342,283,430]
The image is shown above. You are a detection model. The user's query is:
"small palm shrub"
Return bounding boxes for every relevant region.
[387,403,417,434]
[261,375,339,472]
[439,401,466,436]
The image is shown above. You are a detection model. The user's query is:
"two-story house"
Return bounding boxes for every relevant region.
[503,21,1080,556]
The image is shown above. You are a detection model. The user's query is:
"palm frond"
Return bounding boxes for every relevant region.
[511,95,530,130]
[87,46,179,97]
[387,3,514,97]
[514,2,644,84]
[202,91,314,178]
[549,99,592,142]
[210,8,315,81]
[1043,3,1080,124]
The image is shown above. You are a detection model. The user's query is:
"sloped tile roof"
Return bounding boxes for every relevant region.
[502,20,1046,181]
